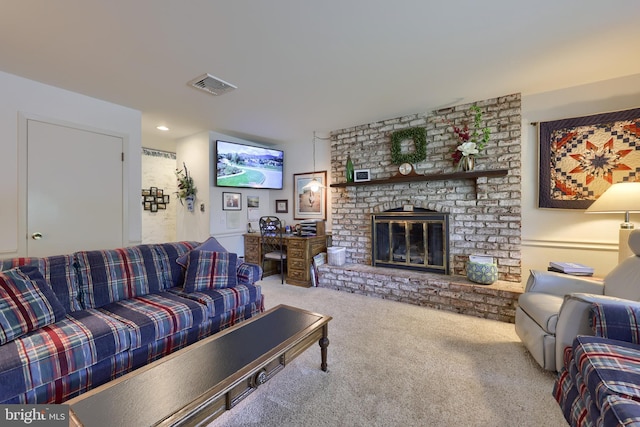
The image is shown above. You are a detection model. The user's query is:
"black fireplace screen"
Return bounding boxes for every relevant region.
[371,211,449,274]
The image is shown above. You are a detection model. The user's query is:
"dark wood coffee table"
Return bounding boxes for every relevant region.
[67,304,332,426]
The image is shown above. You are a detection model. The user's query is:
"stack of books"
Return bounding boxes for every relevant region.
[548,261,594,276]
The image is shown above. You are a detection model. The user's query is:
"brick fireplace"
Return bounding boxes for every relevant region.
[316,94,523,322]
[327,94,522,282]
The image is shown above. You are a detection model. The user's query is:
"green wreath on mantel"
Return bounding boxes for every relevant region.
[390,127,427,165]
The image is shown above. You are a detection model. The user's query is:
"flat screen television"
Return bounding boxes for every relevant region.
[215,140,284,189]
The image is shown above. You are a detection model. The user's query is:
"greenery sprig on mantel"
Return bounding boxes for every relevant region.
[390,127,427,165]
[448,104,491,168]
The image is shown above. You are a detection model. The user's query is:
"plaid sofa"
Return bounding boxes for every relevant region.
[554,302,640,427]
[0,241,263,404]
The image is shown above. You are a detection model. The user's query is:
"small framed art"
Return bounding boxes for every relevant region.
[276,199,288,213]
[354,169,371,182]
[222,192,242,211]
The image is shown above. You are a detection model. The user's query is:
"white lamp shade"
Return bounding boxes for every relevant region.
[585,182,640,213]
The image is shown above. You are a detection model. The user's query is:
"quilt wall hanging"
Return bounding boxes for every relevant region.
[539,107,640,209]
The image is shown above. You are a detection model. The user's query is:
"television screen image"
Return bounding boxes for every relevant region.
[215,140,284,189]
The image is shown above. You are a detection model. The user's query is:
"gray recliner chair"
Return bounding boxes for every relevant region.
[515,229,640,371]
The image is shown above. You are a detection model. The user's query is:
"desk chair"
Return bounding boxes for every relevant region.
[259,216,287,284]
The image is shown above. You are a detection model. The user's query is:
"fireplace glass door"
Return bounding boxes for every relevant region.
[372,211,449,274]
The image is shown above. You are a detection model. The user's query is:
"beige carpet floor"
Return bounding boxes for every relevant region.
[210,276,567,427]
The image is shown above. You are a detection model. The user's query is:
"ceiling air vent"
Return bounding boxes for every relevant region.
[188,73,237,96]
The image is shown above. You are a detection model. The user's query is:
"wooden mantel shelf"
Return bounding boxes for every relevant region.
[330,168,509,188]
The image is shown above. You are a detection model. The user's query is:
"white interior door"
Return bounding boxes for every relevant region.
[27,119,124,257]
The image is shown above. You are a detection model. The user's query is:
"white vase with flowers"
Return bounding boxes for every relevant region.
[450,105,491,171]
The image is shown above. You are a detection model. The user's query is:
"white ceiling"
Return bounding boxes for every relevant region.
[2,1,640,147]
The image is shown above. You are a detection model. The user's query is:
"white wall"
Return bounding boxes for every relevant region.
[521,73,640,278]
[210,131,275,243]
[279,134,332,230]
[175,131,211,242]
[141,148,177,243]
[0,70,142,257]
[175,131,314,255]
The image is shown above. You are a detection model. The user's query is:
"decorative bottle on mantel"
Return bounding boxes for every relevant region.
[346,153,354,182]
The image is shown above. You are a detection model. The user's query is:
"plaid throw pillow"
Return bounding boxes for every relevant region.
[176,237,228,268]
[592,302,640,343]
[0,266,66,345]
[183,250,237,292]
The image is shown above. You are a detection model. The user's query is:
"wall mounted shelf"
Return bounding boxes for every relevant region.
[330,168,509,188]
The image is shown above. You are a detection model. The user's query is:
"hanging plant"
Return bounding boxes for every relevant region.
[390,127,427,165]
[175,162,197,205]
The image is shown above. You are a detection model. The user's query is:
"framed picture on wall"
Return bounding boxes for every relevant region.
[293,171,326,220]
[247,196,259,208]
[222,192,242,211]
[275,199,288,213]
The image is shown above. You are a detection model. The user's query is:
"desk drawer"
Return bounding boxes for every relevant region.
[287,268,307,281]
[243,235,261,264]
[288,248,305,259]
[310,240,326,254]
[288,259,305,270]
[287,240,306,250]
[245,255,260,265]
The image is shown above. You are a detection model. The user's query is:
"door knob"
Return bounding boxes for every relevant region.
[31,232,43,240]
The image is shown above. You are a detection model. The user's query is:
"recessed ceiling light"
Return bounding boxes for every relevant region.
[157,125,170,131]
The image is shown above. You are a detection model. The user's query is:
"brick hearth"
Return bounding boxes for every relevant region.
[318,264,522,323]
[321,95,523,322]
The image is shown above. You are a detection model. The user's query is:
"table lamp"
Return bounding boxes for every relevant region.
[585,182,640,262]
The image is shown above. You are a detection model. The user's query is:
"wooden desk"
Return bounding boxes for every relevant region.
[244,233,327,287]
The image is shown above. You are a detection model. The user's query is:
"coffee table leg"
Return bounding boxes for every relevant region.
[319,324,330,372]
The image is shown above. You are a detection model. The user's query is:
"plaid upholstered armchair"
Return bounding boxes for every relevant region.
[554,301,640,426]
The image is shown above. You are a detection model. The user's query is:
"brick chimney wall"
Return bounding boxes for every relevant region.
[329,94,522,282]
